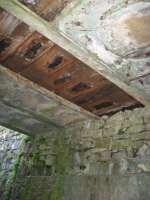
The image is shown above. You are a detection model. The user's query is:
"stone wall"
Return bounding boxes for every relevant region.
[0,126,28,200]
[11,128,73,200]
[66,107,150,175]
[63,106,150,200]
[1,106,150,200]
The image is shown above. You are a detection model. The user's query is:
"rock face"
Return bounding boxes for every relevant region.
[0,126,27,200]
[0,106,150,200]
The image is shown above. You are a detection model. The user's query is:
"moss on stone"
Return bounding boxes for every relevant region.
[20,181,34,200]
[51,177,63,200]
[96,138,111,149]
[51,133,73,200]
[4,135,30,200]
[5,140,27,199]
[38,136,47,144]
[43,191,51,200]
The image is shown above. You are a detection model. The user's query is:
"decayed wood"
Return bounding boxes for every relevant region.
[1,33,138,116]
[0,10,139,116]
[0,9,33,61]
[19,0,72,22]
[2,31,54,72]
[0,0,149,106]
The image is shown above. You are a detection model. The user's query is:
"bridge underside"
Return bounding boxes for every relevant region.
[0,0,149,132]
[0,1,150,200]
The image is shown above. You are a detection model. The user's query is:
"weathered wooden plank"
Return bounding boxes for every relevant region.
[19,0,73,22]
[0,0,149,105]
[0,9,35,62]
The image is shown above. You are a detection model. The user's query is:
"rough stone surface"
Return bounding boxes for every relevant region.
[64,106,150,200]
[0,65,96,132]
[0,106,150,200]
[0,126,28,200]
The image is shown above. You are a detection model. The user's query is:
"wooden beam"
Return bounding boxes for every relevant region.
[0,0,149,105]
